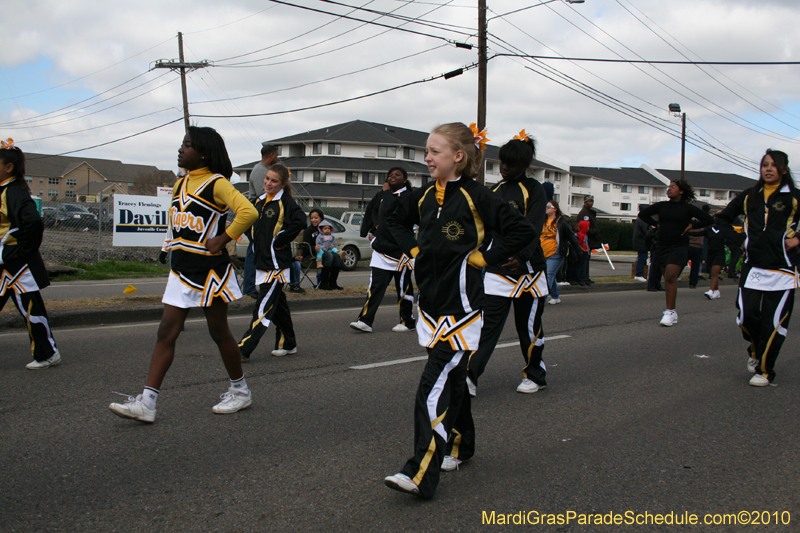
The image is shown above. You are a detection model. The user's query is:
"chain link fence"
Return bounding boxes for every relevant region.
[39,199,367,266]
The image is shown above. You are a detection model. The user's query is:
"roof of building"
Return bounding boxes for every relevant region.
[656,169,756,191]
[570,166,666,186]
[269,120,430,147]
[24,153,173,182]
[232,181,384,201]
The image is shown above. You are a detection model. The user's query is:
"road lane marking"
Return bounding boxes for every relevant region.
[350,335,571,370]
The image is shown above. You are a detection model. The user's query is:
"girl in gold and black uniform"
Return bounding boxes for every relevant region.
[0,139,60,370]
[109,127,257,423]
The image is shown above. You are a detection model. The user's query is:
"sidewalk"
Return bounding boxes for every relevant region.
[0,274,741,330]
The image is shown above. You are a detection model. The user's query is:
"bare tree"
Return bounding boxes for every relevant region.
[130,170,176,196]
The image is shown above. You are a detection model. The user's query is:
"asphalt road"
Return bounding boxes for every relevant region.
[3,287,796,532]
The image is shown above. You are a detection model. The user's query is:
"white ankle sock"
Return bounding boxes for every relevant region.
[231,376,249,394]
[142,386,159,409]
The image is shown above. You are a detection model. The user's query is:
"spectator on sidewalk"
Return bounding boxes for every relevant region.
[578,195,601,284]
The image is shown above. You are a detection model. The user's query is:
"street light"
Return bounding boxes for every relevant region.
[669,103,686,181]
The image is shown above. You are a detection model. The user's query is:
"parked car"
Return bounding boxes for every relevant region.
[54,204,98,230]
[234,215,372,271]
[41,206,56,228]
[339,211,364,231]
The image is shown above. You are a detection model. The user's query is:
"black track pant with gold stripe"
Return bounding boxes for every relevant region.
[0,290,58,362]
[355,267,415,328]
[238,280,296,358]
[400,346,474,499]
[737,286,794,382]
[467,293,546,387]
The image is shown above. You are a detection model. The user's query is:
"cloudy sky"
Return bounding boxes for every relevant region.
[3,0,799,180]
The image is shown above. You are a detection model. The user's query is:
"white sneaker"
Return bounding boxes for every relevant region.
[547,298,561,305]
[747,358,759,374]
[749,374,770,387]
[466,376,477,397]
[212,388,252,414]
[271,347,297,357]
[109,393,156,423]
[391,323,414,332]
[557,281,570,286]
[26,350,61,370]
[633,276,647,282]
[384,473,420,496]
[516,378,542,394]
[660,310,678,327]
[704,290,721,300]
[350,320,373,333]
[441,455,463,471]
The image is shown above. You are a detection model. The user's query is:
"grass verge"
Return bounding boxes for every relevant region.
[53,260,171,281]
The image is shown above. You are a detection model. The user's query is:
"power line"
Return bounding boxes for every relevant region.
[192,63,478,119]
[192,45,446,104]
[16,108,178,143]
[493,55,800,66]
[316,0,476,33]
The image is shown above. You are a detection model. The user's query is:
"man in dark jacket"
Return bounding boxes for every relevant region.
[577,195,602,284]
[632,204,650,281]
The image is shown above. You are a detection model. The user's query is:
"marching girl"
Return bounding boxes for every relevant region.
[638,180,713,326]
[716,150,800,386]
[0,139,61,370]
[382,123,535,499]
[350,167,416,334]
[110,126,258,423]
[465,132,549,399]
[238,164,306,359]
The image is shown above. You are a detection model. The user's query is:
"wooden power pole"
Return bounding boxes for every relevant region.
[152,32,209,133]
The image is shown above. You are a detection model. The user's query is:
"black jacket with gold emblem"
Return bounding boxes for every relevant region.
[387,176,535,316]
[251,189,307,271]
[0,177,49,289]
[716,183,800,269]
[482,173,546,276]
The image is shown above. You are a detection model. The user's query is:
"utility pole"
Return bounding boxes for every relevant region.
[477,0,487,184]
[152,32,210,133]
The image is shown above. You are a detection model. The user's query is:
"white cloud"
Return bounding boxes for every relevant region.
[1,0,799,181]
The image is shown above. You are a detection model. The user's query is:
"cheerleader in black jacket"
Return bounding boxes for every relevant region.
[382,123,535,499]
[350,167,416,333]
[0,140,61,369]
[239,164,307,359]
[466,132,549,398]
[716,150,800,386]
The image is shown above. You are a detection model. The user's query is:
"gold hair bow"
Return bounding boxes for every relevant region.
[469,123,489,151]
[513,129,532,142]
[0,138,14,150]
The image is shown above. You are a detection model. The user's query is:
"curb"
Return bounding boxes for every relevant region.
[0,278,740,330]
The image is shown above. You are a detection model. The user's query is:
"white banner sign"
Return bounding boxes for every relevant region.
[113,194,171,247]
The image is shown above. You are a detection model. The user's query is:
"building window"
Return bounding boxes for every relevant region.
[554,173,561,182]
[312,199,327,207]
[404,147,415,160]
[602,184,610,192]
[377,146,397,158]
[345,171,358,184]
[66,178,77,187]
[620,203,631,211]
[312,143,322,155]
[362,172,376,185]
[729,191,738,199]
[700,189,710,197]
[378,172,387,184]
[328,143,341,155]
[612,202,620,207]
[486,162,494,173]
[39,178,44,184]
[313,170,326,182]
[48,190,59,197]
[65,191,76,198]
[638,186,650,194]
[25,177,32,184]
[48,178,59,185]
[275,145,282,156]
[292,170,303,182]
[621,185,632,193]
[544,171,551,181]
[553,193,560,202]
